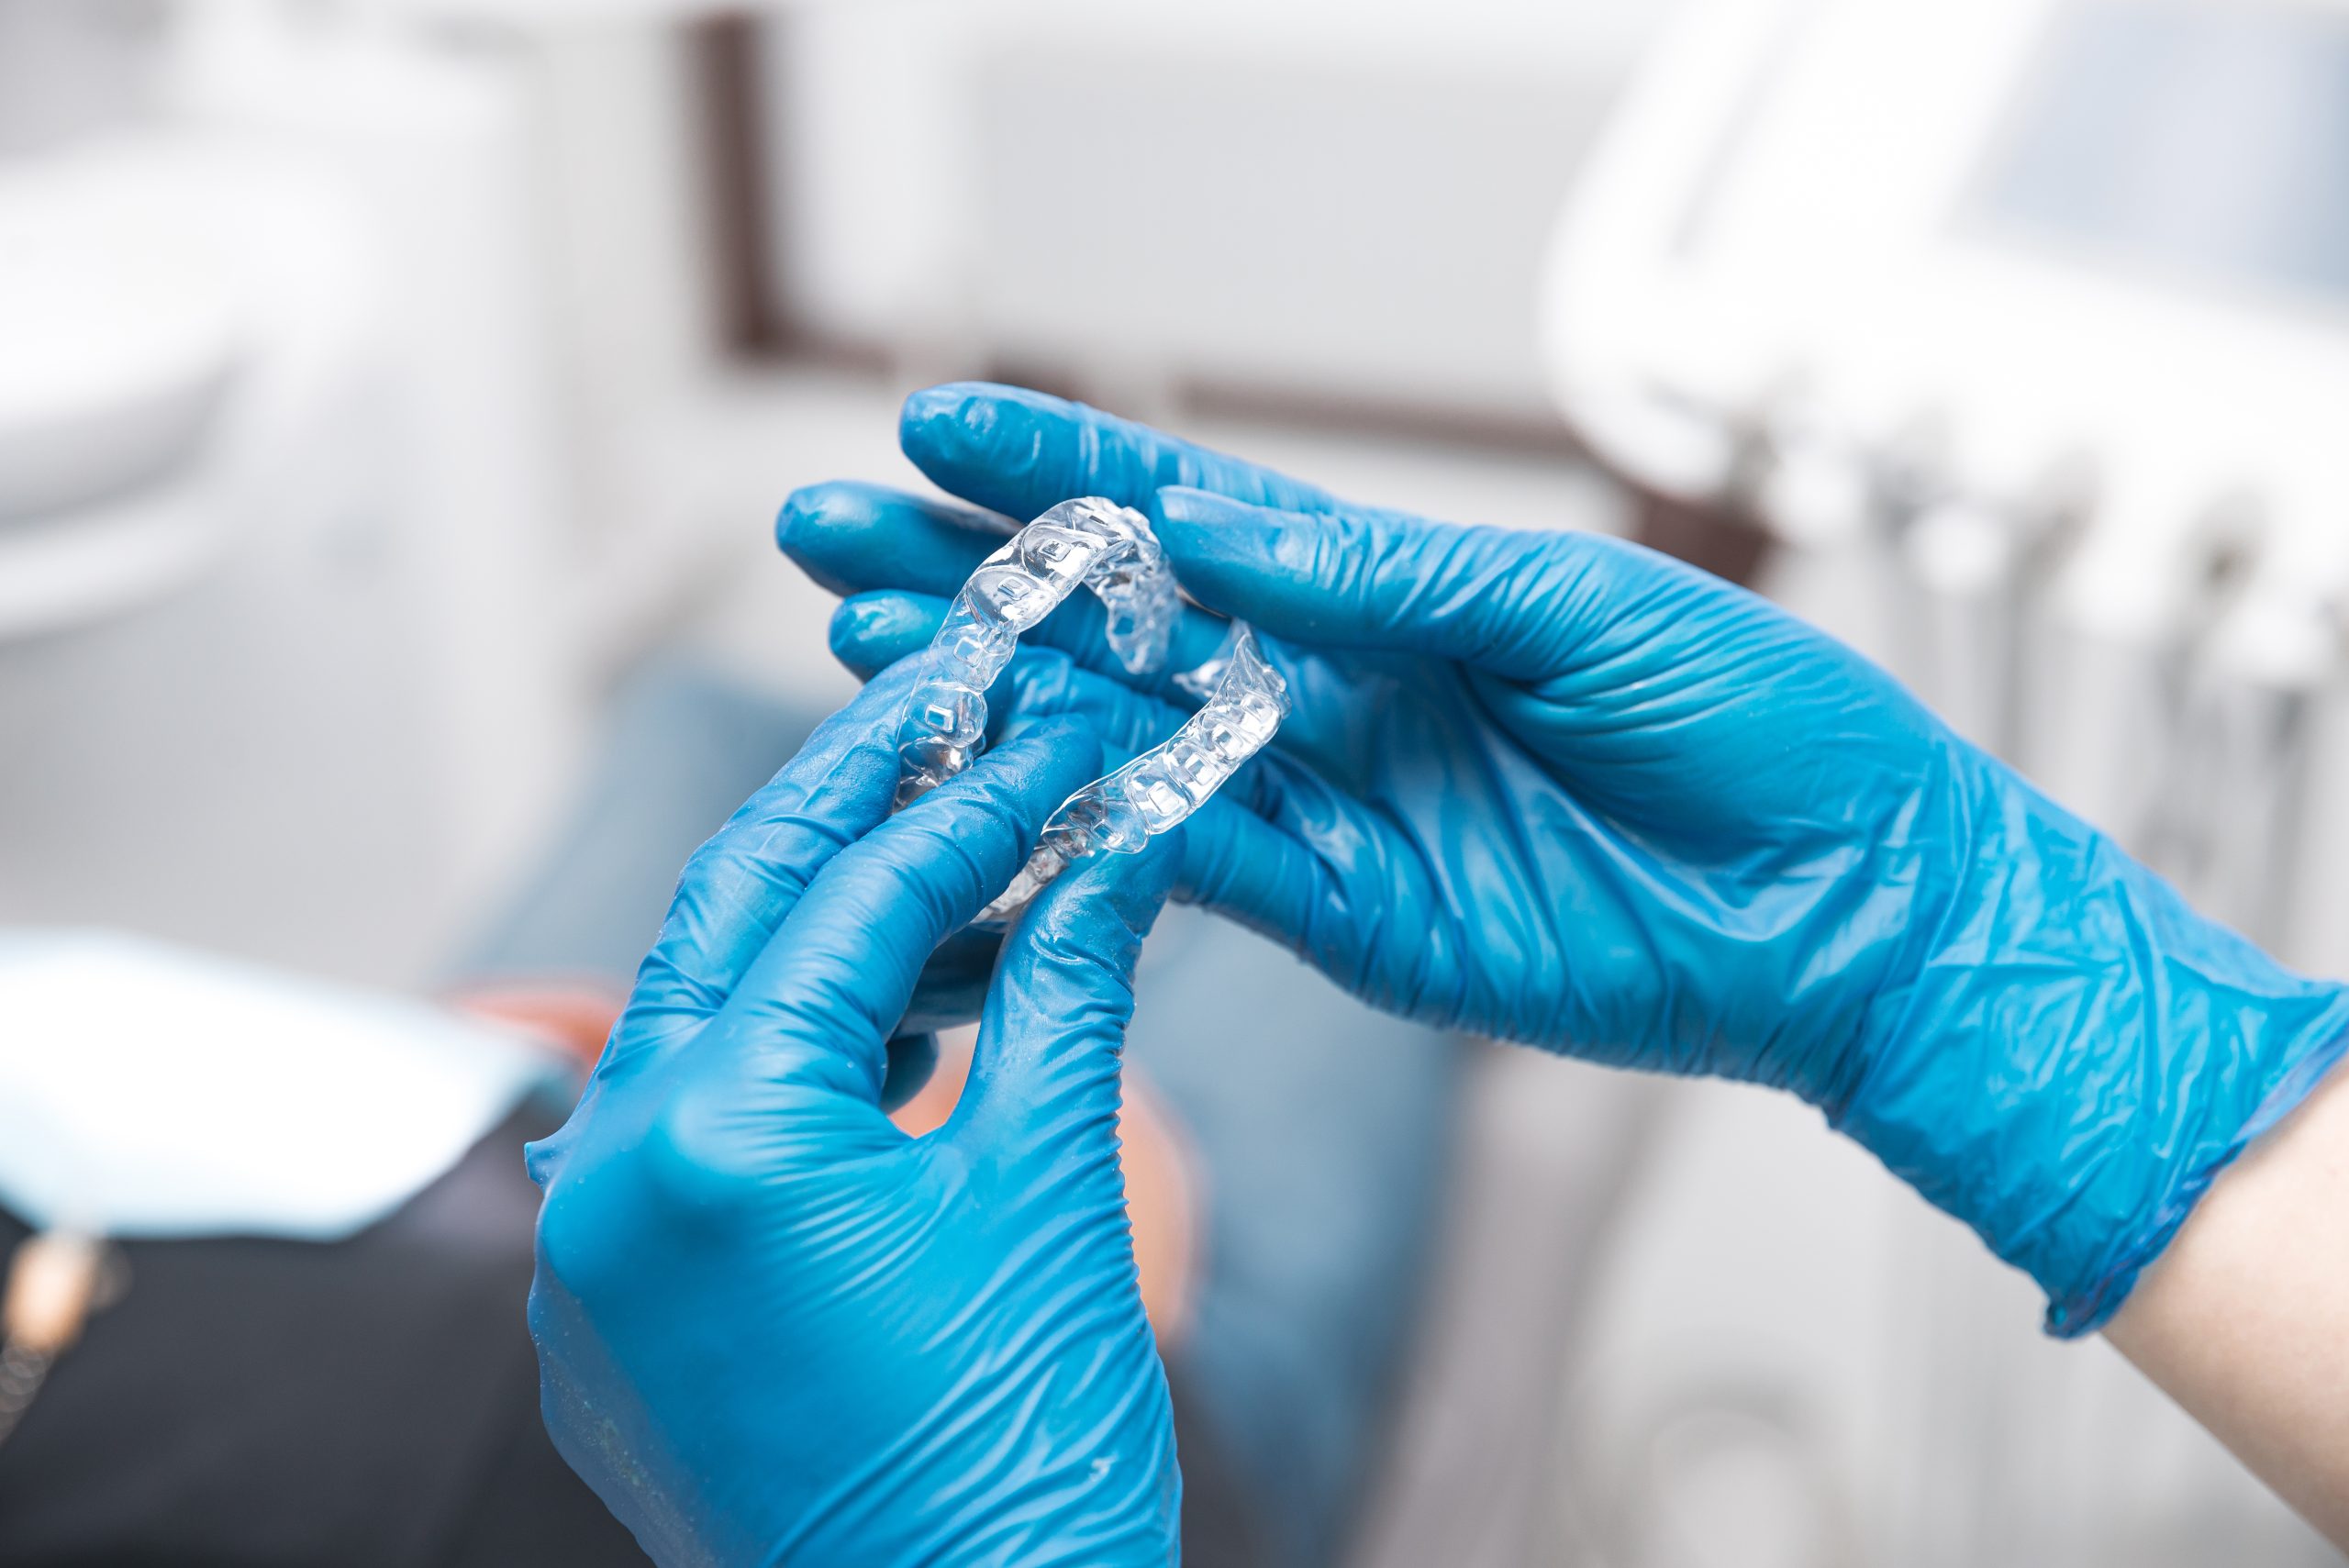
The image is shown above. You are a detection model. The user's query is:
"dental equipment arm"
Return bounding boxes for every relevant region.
[783,383,2349,1549]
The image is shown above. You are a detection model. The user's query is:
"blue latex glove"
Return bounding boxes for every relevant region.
[526,661,1185,1566]
[781,382,2349,1336]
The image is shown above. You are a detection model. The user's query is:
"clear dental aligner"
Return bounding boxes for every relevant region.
[896,497,1179,806]
[974,624,1289,925]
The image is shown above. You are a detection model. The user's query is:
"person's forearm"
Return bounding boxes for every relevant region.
[2106,1060,2349,1547]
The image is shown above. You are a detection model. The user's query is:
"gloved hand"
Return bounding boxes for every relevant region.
[526,661,1184,1566]
[781,382,2349,1336]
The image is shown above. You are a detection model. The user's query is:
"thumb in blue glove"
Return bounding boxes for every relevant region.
[527,661,1185,1567]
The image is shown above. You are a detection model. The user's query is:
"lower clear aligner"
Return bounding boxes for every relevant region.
[974,621,1287,926]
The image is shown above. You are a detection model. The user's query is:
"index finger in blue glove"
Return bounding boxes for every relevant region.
[622,658,927,1041]
[707,716,1108,1106]
[954,835,1178,1144]
[1147,486,1661,684]
[776,480,1014,600]
[899,381,1341,524]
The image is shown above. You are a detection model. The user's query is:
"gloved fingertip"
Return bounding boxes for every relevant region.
[778,480,904,598]
[773,491,809,554]
[774,484,824,553]
[900,382,1044,484]
[829,592,936,673]
[775,478,870,554]
[897,381,990,438]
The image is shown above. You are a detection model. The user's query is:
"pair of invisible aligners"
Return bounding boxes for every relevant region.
[893,497,1289,922]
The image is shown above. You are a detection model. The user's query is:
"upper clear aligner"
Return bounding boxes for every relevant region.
[889,496,1290,918]
[895,497,1179,806]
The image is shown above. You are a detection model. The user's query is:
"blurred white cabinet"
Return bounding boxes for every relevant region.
[761,0,1665,419]
[0,24,586,985]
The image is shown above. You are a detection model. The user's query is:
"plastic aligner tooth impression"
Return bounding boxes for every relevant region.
[974,623,1289,926]
[890,496,1290,919]
[895,497,1179,807]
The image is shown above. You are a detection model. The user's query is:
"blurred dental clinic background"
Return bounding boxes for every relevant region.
[4,0,2348,1563]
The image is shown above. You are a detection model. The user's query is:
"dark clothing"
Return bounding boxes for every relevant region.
[0,1107,642,1568]
[0,1104,1269,1567]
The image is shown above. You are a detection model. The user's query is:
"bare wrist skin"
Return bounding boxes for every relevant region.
[2106,1062,2349,1549]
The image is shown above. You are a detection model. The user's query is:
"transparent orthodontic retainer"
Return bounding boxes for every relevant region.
[892,496,1290,924]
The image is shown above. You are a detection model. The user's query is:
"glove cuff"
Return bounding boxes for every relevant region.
[1832,762,2349,1337]
[2047,1015,2349,1335]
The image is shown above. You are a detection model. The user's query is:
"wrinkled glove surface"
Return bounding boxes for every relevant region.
[528,665,1182,1565]
[784,382,2349,1334]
